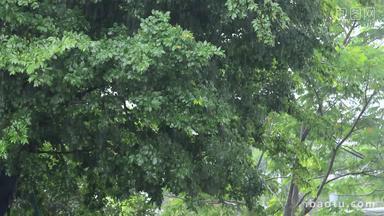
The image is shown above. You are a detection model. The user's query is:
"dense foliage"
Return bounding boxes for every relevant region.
[0,0,383,215]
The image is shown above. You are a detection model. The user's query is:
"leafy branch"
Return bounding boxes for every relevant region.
[302,91,377,215]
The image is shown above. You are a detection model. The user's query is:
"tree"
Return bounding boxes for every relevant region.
[0,0,327,214]
[259,0,384,215]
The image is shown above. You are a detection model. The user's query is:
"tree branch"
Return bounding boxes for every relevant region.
[336,91,377,149]
[302,91,377,215]
[341,146,364,159]
[256,151,265,170]
[30,149,91,155]
[343,21,358,46]
[326,170,376,184]
[296,191,311,208]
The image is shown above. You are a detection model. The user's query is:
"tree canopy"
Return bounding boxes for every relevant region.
[0,0,383,215]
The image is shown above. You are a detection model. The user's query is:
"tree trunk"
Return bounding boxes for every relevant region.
[0,170,17,216]
[283,125,309,216]
[284,181,299,216]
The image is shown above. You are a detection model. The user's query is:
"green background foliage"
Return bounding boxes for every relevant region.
[1,0,383,215]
